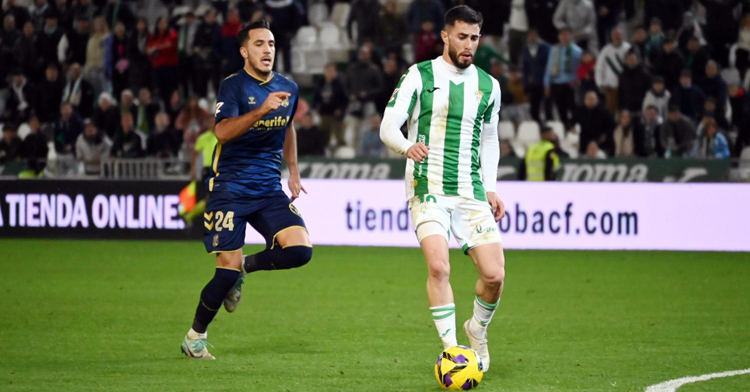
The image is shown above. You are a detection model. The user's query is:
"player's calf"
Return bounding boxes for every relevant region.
[243,245,312,273]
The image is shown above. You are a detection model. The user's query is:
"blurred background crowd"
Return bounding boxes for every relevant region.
[1,0,750,179]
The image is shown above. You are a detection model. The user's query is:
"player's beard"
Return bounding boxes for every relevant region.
[448,45,473,69]
[247,56,273,80]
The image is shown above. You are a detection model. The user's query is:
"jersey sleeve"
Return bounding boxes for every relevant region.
[480,78,501,193]
[381,66,422,154]
[214,76,240,124]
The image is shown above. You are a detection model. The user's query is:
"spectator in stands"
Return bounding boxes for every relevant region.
[525,0,558,44]
[314,63,348,147]
[700,97,730,131]
[103,0,134,29]
[165,90,183,128]
[148,16,179,106]
[652,38,684,91]
[176,95,210,144]
[474,36,508,75]
[29,0,49,28]
[108,22,130,98]
[5,68,37,123]
[684,36,709,87]
[553,0,597,53]
[61,63,95,119]
[192,8,220,97]
[55,0,74,31]
[691,117,730,159]
[406,0,445,35]
[379,58,401,113]
[661,104,696,158]
[54,102,84,156]
[507,0,529,65]
[2,15,20,52]
[0,123,22,163]
[120,89,136,119]
[12,21,35,76]
[146,112,179,158]
[414,19,440,64]
[676,12,705,55]
[127,17,151,91]
[85,16,109,95]
[518,126,561,181]
[111,112,144,158]
[61,17,90,67]
[522,28,552,123]
[134,87,161,135]
[345,43,383,120]
[642,76,671,119]
[296,112,328,157]
[74,0,96,23]
[630,24,648,62]
[596,28,631,115]
[0,35,10,89]
[571,91,615,157]
[177,11,199,95]
[216,8,243,78]
[613,109,645,158]
[671,69,704,123]
[645,18,665,66]
[37,63,65,124]
[265,0,304,75]
[544,27,582,128]
[359,113,384,158]
[236,0,264,22]
[92,92,120,138]
[644,0,684,34]
[734,118,750,157]
[699,0,740,65]
[2,0,30,28]
[76,119,111,175]
[577,50,597,101]
[35,9,64,71]
[728,84,750,129]
[595,0,621,47]
[21,116,48,173]
[348,0,381,47]
[583,140,607,158]
[500,140,516,159]
[732,15,750,78]
[378,0,408,55]
[504,65,530,123]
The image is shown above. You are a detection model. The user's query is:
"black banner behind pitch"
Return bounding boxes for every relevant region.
[0,180,202,239]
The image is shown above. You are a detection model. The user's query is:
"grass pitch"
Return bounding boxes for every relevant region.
[1,239,749,391]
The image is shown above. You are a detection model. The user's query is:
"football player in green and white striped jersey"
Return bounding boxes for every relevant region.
[380,5,506,372]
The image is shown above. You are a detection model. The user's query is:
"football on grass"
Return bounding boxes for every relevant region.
[434,345,484,390]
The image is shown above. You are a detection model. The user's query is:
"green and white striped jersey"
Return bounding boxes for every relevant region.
[382,56,501,202]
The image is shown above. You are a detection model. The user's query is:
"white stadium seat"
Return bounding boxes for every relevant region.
[294,26,318,48]
[330,2,351,28]
[498,121,515,141]
[516,121,541,147]
[307,2,329,27]
[546,121,565,141]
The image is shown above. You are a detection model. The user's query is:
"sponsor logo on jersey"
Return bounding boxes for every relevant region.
[475,225,496,234]
[253,115,291,129]
[426,87,440,93]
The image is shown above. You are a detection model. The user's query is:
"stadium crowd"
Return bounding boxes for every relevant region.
[1,0,750,177]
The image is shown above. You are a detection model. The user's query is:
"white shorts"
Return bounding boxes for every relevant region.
[408,194,502,253]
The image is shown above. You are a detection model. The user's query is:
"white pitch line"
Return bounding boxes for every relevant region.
[645,368,750,392]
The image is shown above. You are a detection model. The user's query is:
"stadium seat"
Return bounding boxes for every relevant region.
[516,121,541,148]
[303,50,329,74]
[498,121,515,141]
[739,147,750,180]
[290,49,306,74]
[330,2,351,28]
[546,121,565,141]
[319,24,342,49]
[307,2,329,27]
[294,26,318,48]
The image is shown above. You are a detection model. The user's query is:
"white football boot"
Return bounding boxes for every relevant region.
[463,319,490,372]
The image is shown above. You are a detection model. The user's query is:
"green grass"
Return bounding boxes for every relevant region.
[0,239,749,391]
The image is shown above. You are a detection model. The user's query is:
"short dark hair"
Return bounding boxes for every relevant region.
[540,126,554,134]
[668,104,681,113]
[237,19,271,47]
[652,75,665,85]
[444,5,483,28]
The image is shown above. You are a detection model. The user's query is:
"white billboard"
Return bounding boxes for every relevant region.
[245,180,750,252]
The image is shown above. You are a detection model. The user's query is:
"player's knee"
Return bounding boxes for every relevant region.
[427,259,450,282]
[284,245,312,268]
[482,267,505,289]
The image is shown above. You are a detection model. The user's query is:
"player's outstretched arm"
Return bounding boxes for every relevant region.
[214,91,291,143]
[283,122,306,201]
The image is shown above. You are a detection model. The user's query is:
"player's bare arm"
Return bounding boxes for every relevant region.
[283,122,306,201]
[214,91,291,143]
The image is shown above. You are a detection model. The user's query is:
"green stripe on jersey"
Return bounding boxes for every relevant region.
[442,81,465,196]
[414,61,434,197]
[471,71,494,201]
[386,70,409,108]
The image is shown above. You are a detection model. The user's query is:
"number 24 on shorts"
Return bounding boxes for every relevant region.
[204,211,235,232]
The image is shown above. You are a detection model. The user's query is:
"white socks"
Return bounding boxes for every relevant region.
[468,296,500,339]
[188,328,207,340]
[430,303,458,349]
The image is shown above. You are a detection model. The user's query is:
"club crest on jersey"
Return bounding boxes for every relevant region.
[212,234,219,247]
[248,96,256,105]
[475,90,484,102]
[281,98,290,107]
